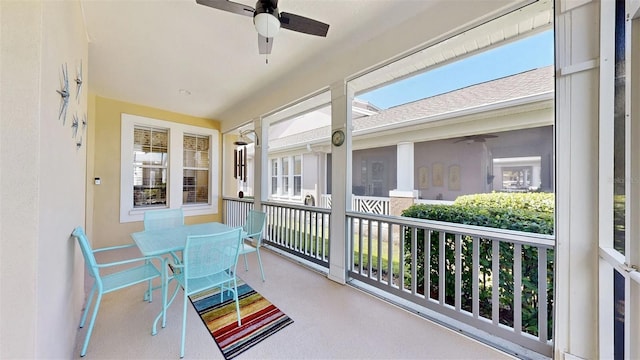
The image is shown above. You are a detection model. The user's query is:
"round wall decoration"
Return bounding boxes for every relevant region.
[331,129,345,146]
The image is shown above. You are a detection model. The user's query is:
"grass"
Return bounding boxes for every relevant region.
[267,223,402,276]
[352,234,402,276]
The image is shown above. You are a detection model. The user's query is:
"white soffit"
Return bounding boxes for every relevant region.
[262,90,331,126]
[349,0,553,94]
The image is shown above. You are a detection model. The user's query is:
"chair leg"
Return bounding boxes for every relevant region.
[256,248,265,282]
[146,279,153,302]
[233,278,241,326]
[180,292,188,358]
[79,285,96,328]
[243,252,249,271]
[144,259,152,302]
[151,266,170,336]
[80,292,102,357]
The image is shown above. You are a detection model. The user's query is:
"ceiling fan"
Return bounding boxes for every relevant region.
[196,0,330,55]
[453,134,498,144]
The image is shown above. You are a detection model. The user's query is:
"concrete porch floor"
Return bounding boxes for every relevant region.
[74,245,515,359]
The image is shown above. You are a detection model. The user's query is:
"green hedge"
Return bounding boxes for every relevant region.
[453,192,555,214]
[402,204,554,235]
[401,192,554,337]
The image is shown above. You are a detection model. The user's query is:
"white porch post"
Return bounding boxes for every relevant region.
[253,117,267,209]
[395,142,415,192]
[328,81,353,284]
[555,0,600,358]
[389,142,417,216]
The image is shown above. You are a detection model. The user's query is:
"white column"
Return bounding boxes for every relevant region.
[555,1,600,358]
[328,81,353,284]
[254,117,267,209]
[389,142,417,198]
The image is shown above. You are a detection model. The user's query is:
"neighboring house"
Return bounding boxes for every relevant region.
[239,66,554,205]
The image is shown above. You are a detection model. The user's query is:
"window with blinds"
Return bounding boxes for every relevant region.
[183,134,210,204]
[271,159,278,195]
[294,155,302,196]
[133,126,168,207]
[282,157,290,194]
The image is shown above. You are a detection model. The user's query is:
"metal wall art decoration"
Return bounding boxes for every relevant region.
[72,113,79,138]
[58,60,86,149]
[75,60,83,102]
[82,113,87,131]
[56,63,70,123]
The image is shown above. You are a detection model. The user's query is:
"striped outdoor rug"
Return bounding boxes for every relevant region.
[189,281,293,359]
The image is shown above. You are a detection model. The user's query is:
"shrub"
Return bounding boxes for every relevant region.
[401,192,554,337]
[402,204,554,235]
[453,192,555,214]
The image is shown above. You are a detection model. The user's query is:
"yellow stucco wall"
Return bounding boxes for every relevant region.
[89,95,222,248]
[1,1,88,358]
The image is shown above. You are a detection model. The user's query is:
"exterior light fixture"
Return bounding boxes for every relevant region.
[233,129,259,146]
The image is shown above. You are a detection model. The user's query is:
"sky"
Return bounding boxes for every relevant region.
[358,30,554,109]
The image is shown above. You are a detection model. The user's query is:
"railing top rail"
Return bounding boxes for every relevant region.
[346,211,555,248]
[262,200,332,214]
[222,196,255,204]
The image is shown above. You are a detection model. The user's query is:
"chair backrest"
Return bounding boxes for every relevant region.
[144,208,184,230]
[72,227,100,281]
[183,228,242,280]
[243,210,266,243]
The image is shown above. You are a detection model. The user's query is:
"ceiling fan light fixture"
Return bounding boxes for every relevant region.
[254,13,280,37]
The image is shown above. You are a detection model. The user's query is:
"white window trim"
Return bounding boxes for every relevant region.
[268,154,303,200]
[293,154,302,197]
[597,1,640,358]
[270,158,280,196]
[120,113,219,223]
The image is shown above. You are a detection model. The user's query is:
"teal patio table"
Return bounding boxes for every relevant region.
[131,222,240,333]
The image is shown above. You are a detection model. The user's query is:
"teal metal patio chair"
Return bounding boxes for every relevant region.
[72,227,165,357]
[143,208,184,230]
[153,227,243,358]
[239,209,267,281]
[143,208,184,299]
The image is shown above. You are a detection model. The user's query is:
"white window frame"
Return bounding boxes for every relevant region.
[598,1,640,358]
[269,154,303,200]
[282,156,290,195]
[270,158,280,196]
[293,154,302,197]
[120,113,219,223]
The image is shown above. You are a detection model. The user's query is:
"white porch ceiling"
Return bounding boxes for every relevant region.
[81,0,540,129]
[83,0,437,119]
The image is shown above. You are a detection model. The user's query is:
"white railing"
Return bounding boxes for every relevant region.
[223,196,554,357]
[262,201,331,267]
[319,194,390,215]
[320,194,332,209]
[222,197,254,227]
[346,211,554,357]
[353,195,390,215]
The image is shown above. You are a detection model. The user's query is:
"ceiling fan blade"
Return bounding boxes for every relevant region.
[258,34,273,54]
[195,0,255,17]
[279,12,329,37]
